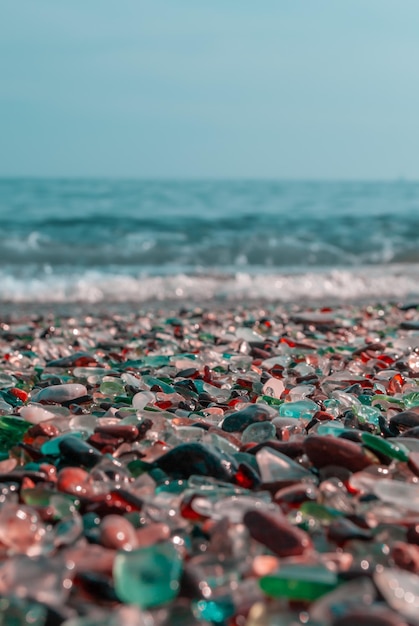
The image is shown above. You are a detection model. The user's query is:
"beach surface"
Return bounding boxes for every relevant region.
[1,299,419,624]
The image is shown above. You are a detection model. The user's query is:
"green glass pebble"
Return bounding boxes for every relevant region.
[0,416,31,452]
[403,392,419,409]
[113,543,182,608]
[260,565,338,601]
[358,394,372,405]
[257,394,283,407]
[99,379,125,396]
[279,399,319,420]
[361,432,409,462]
[299,501,343,522]
[371,394,404,409]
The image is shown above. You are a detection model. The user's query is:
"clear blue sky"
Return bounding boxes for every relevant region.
[1,1,418,179]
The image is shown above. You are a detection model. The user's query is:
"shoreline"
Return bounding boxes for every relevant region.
[0,300,419,623]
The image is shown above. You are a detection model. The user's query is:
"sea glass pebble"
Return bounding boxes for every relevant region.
[113,542,182,608]
[33,383,88,403]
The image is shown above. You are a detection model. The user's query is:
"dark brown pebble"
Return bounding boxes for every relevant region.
[407,452,419,477]
[406,522,419,545]
[95,424,138,441]
[332,608,408,626]
[26,422,60,439]
[246,438,305,459]
[304,435,376,472]
[400,425,419,439]
[391,541,419,574]
[274,483,318,510]
[88,432,124,450]
[75,571,119,603]
[0,470,52,484]
[243,509,312,557]
[389,409,419,433]
[318,465,352,483]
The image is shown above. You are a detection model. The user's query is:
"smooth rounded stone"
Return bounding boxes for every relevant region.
[374,567,419,623]
[241,421,276,444]
[20,404,58,425]
[100,378,125,397]
[41,431,84,456]
[95,424,139,442]
[33,383,88,404]
[259,564,337,601]
[327,517,373,544]
[274,483,318,510]
[247,438,305,459]
[57,467,93,497]
[0,372,18,389]
[279,399,319,420]
[391,541,419,574]
[407,451,419,477]
[262,377,285,399]
[135,522,171,548]
[243,509,312,557]
[389,437,419,453]
[400,425,419,440]
[132,391,156,411]
[373,479,419,513]
[212,495,277,524]
[64,544,116,575]
[332,608,409,626]
[407,522,419,545]
[390,409,419,433]
[100,515,138,551]
[59,436,103,468]
[0,503,47,556]
[304,435,377,472]
[150,442,239,482]
[113,542,182,609]
[221,404,275,433]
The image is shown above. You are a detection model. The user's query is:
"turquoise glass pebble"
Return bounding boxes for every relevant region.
[316,421,347,437]
[279,399,319,420]
[193,598,235,623]
[41,432,84,456]
[113,543,182,608]
[354,405,381,428]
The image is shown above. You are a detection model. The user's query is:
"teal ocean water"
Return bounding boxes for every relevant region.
[1,178,419,303]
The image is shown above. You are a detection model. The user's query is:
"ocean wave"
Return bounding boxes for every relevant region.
[1,266,419,304]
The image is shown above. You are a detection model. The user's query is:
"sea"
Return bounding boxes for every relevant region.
[1,178,419,305]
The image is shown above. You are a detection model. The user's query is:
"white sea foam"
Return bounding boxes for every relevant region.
[1,265,419,304]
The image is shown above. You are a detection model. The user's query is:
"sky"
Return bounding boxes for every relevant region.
[1,1,419,179]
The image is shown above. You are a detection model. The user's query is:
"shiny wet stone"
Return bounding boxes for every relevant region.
[260,564,338,601]
[113,542,183,608]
